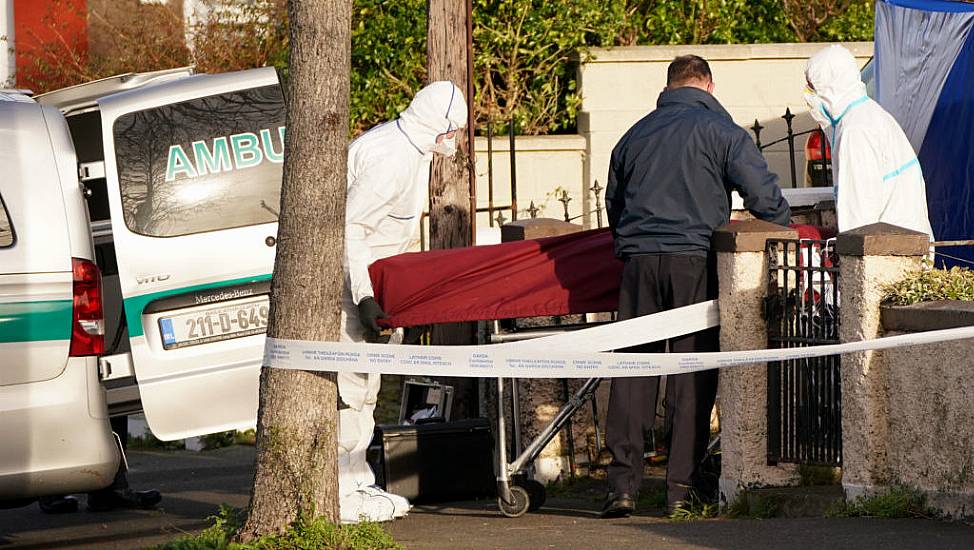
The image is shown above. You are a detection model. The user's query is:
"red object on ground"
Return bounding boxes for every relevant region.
[370,224,836,328]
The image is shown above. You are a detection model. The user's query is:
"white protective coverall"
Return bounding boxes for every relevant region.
[804,45,933,237]
[339,81,467,523]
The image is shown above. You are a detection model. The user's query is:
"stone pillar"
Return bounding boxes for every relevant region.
[713,220,800,506]
[836,223,928,499]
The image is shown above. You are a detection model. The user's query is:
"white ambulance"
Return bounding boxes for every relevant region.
[1,66,284,503]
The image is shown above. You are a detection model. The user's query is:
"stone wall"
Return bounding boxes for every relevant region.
[882,303,974,518]
[713,220,801,505]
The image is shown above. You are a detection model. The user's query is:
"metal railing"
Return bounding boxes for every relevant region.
[765,238,842,467]
[751,109,831,188]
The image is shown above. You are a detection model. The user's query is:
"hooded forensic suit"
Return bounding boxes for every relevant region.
[804,45,933,237]
[339,81,467,522]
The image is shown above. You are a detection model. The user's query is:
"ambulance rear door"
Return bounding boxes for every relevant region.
[97,67,284,440]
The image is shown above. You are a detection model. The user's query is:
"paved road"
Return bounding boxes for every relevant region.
[1,446,972,550]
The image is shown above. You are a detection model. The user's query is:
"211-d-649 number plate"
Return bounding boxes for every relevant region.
[159,296,269,350]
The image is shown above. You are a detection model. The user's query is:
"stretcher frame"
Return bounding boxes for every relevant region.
[483,320,607,518]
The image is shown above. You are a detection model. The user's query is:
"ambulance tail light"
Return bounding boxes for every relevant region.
[69,258,105,357]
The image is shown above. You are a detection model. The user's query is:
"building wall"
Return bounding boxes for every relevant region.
[1,0,14,86]
[472,134,588,245]
[884,335,974,518]
[87,0,186,60]
[12,0,88,90]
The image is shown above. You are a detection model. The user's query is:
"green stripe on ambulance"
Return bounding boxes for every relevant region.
[0,300,72,343]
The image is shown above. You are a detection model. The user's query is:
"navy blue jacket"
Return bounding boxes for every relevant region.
[605,87,791,258]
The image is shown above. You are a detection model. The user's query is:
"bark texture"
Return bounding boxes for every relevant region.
[238,0,351,539]
[427,0,479,418]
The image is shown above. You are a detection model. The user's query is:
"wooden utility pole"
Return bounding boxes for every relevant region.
[427,0,479,418]
[238,0,351,539]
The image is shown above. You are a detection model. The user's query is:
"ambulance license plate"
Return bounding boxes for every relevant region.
[158,296,270,350]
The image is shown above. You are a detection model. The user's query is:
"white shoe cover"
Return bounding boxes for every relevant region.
[361,485,411,518]
[339,489,397,524]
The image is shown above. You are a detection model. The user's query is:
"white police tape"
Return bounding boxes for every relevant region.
[263,300,974,378]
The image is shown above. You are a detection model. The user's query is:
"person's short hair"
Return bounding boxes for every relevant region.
[667,55,713,88]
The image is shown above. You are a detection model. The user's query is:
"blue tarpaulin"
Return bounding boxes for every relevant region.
[875,0,974,267]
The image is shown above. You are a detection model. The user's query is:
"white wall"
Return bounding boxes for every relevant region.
[471,134,588,245]
[579,42,873,224]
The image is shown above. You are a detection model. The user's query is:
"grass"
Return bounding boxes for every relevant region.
[668,492,719,521]
[151,506,401,550]
[883,266,974,305]
[799,465,841,486]
[826,486,937,519]
[725,492,779,519]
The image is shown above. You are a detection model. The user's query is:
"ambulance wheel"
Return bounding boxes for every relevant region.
[498,486,530,518]
[521,480,546,511]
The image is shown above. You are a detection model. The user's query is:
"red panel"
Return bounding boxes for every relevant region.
[14,0,88,91]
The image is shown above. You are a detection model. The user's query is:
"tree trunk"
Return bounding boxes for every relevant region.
[427,0,479,419]
[238,0,351,539]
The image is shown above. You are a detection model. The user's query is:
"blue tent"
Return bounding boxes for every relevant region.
[875,0,974,267]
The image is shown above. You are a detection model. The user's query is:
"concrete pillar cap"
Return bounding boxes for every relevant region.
[500,218,584,242]
[835,223,929,257]
[712,219,797,253]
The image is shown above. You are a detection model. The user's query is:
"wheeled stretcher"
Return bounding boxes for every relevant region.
[369,224,831,517]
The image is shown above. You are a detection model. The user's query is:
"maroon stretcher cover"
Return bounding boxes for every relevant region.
[370,228,621,328]
[369,224,834,328]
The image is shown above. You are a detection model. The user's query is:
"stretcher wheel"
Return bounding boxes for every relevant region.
[521,479,546,511]
[498,486,530,518]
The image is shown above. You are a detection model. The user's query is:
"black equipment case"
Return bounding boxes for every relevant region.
[368,418,495,503]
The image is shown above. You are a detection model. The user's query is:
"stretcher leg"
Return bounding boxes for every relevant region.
[495,376,602,517]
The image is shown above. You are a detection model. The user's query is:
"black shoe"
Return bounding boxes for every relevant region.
[87,488,162,512]
[38,495,78,514]
[600,492,636,518]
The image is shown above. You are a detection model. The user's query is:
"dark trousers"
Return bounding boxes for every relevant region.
[605,254,719,506]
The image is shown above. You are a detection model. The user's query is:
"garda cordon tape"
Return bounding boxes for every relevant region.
[263,300,974,378]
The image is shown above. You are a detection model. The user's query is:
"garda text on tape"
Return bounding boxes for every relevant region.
[263,300,974,378]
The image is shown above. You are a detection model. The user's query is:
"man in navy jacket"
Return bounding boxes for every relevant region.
[602,55,790,517]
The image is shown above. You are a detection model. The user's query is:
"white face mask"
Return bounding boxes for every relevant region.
[803,87,831,129]
[431,135,458,157]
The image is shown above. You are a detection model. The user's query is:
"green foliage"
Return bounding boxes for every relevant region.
[668,493,719,521]
[621,0,797,46]
[799,465,842,486]
[474,0,625,134]
[27,0,877,136]
[725,492,779,519]
[200,431,237,450]
[820,1,876,42]
[826,486,936,519]
[151,506,401,550]
[350,0,428,134]
[128,431,186,451]
[883,267,974,305]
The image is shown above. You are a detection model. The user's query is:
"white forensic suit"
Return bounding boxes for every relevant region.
[339,81,467,524]
[804,45,933,238]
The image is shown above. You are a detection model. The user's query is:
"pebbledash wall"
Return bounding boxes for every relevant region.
[716,221,974,519]
[470,42,871,243]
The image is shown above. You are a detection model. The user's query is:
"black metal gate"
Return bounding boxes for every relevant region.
[765,238,842,466]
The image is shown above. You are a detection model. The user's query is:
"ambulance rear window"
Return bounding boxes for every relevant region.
[0,192,13,248]
[112,85,285,238]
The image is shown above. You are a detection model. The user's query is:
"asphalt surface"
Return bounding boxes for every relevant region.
[1,446,973,550]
